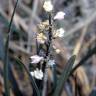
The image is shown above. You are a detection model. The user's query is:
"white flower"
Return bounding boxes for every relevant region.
[43,0,53,12]
[53,28,65,38]
[30,55,44,64]
[37,33,47,44]
[52,45,61,54]
[30,69,43,80]
[54,11,65,20]
[55,49,61,54]
[34,69,43,80]
[48,60,55,66]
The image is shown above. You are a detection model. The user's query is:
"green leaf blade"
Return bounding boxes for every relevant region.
[15,57,40,96]
[52,55,76,96]
[4,0,19,96]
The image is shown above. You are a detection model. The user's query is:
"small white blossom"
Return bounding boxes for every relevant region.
[35,69,44,80]
[54,11,65,20]
[34,69,43,80]
[55,49,61,54]
[52,46,61,54]
[57,28,65,37]
[43,0,53,12]
[30,69,43,80]
[30,55,44,64]
[37,33,47,44]
[48,60,55,66]
[53,28,65,38]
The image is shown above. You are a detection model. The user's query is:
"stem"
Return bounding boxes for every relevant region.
[36,38,39,55]
[42,65,48,96]
[42,12,53,96]
[46,13,52,56]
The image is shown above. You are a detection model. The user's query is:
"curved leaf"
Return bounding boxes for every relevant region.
[15,57,40,96]
[4,0,19,96]
[52,55,76,96]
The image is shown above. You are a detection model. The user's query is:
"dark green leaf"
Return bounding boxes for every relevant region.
[52,55,76,96]
[15,57,40,96]
[4,0,19,96]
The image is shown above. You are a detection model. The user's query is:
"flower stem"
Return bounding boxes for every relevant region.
[46,13,52,56]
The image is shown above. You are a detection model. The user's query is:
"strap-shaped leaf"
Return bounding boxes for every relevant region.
[4,0,19,96]
[52,55,76,96]
[15,57,40,96]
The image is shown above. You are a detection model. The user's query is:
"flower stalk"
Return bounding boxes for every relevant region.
[46,13,52,56]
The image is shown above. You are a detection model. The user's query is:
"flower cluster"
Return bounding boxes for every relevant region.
[36,0,66,44]
[29,0,66,80]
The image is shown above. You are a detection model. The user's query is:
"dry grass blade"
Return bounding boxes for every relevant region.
[71,45,96,75]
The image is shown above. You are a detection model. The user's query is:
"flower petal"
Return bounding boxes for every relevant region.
[57,28,65,37]
[34,69,43,80]
[54,11,65,20]
[55,49,61,54]
[37,33,47,44]
[43,0,53,12]
[53,28,65,38]
[30,55,44,64]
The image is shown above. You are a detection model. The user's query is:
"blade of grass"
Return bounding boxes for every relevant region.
[4,0,19,96]
[52,55,76,96]
[15,57,40,96]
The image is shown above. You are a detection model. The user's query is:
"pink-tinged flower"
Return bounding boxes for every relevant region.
[30,69,43,80]
[54,11,65,20]
[43,0,53,12]
[30,55,44,64]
